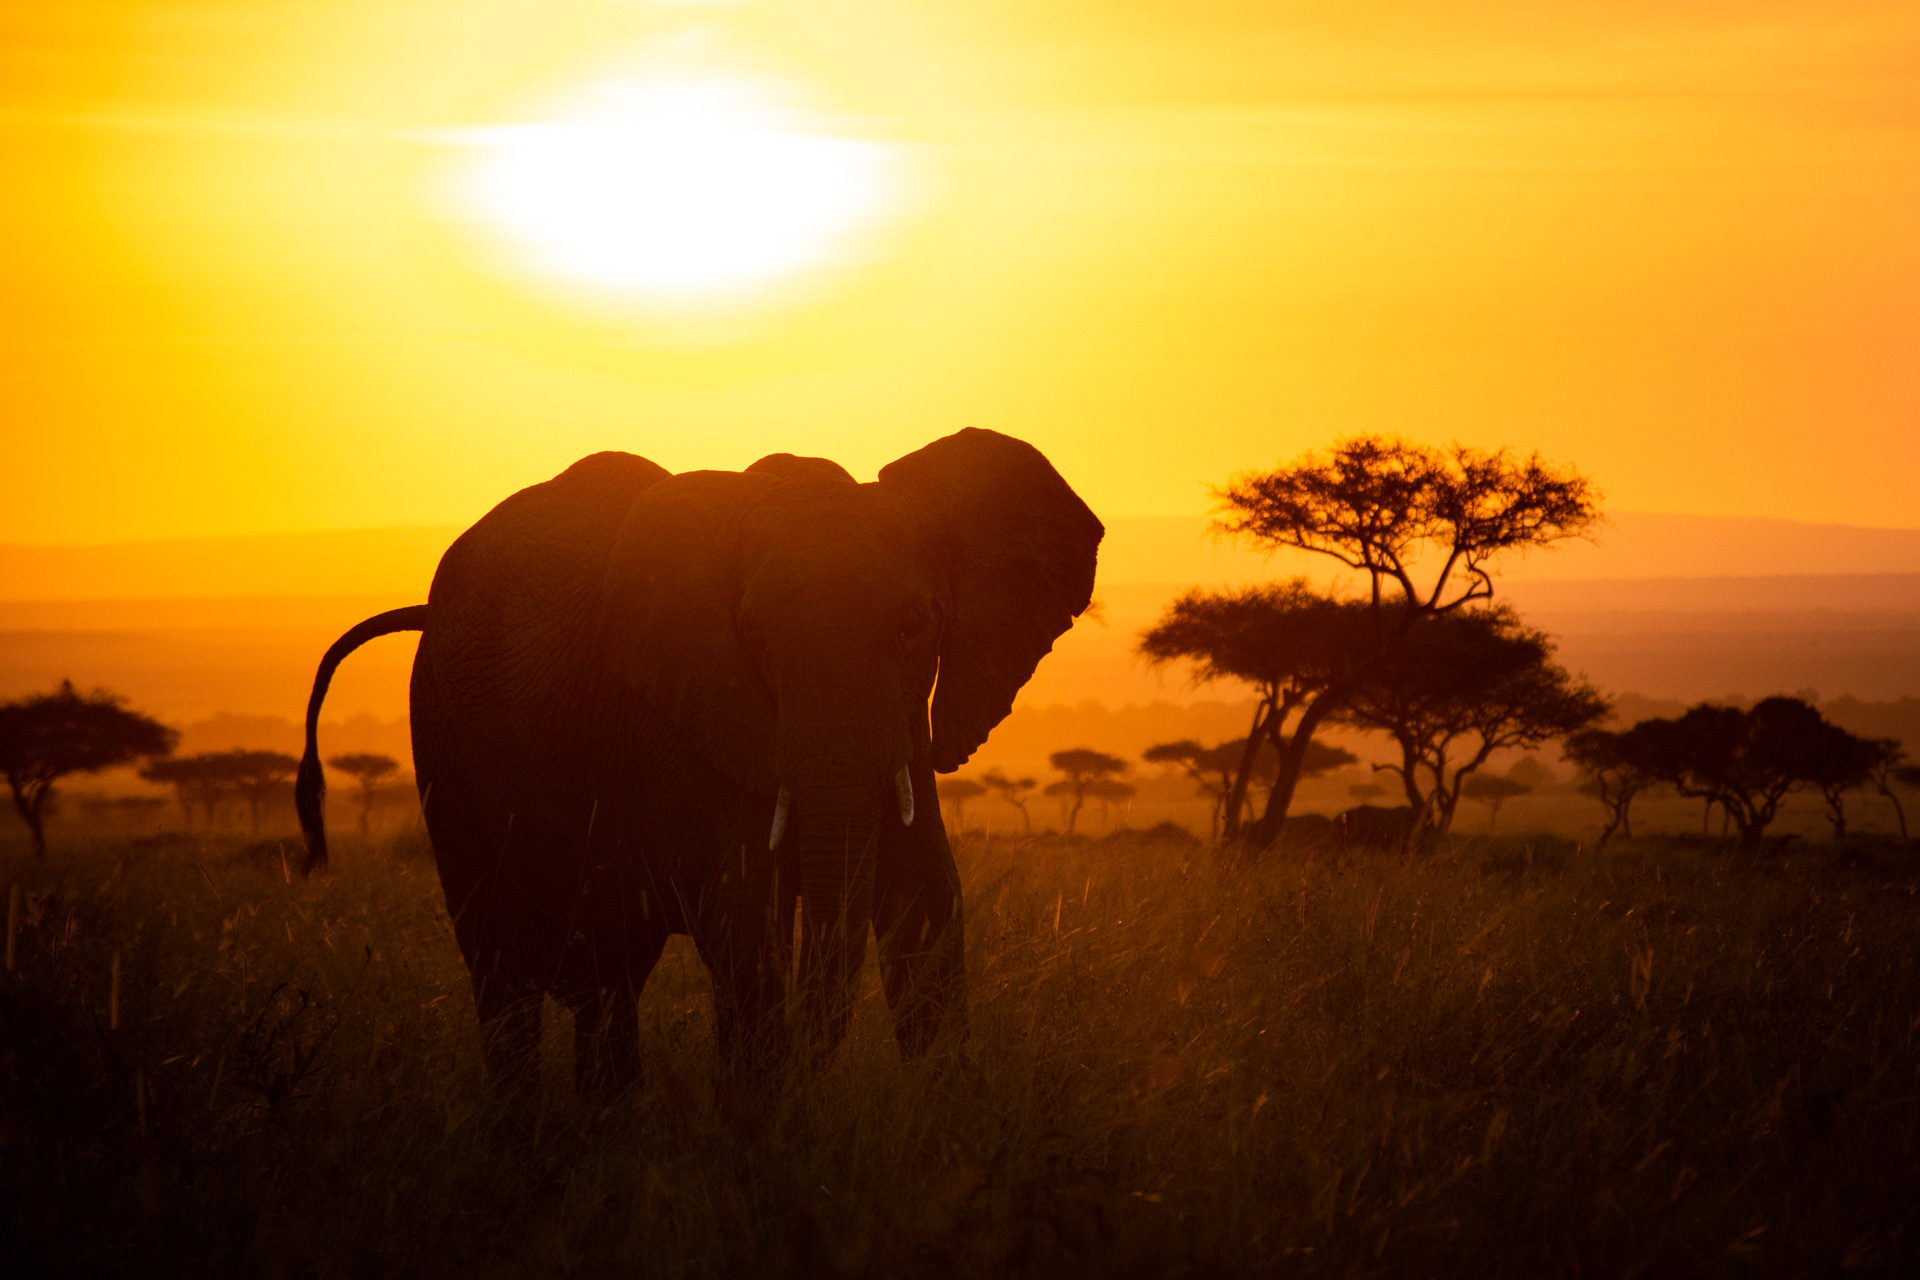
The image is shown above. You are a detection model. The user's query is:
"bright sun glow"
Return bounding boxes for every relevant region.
[453,76,905,305]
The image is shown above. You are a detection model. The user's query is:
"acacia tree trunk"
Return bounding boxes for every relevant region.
[1243,694,1341,858]
[1221,702,1274,840]
[1879,782,1908,839]
[8,776,51,861]
[1597,803,1623,849]
[1825,790,1848,840]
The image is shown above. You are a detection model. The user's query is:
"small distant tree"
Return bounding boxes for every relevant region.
[979,768,1037,833]
[0,681,177,859]
[1802,729,1896,840]
[1148,436,1600,860]
[141,753,240,831]
[1085,777,1137,829]
[1633,698,1850,850]
[1505,754,1557,792]
[1143,739,1240,841]
[1564,724,1664,848]
[1144,736,1355,842]
[936,777,988,831]
[1461,774,1530,831]
[1348,781,1387,804]
[1333,609,1609,849]
[1047,749,1129,837]
[328,752,400,836]
[212,750,301,835]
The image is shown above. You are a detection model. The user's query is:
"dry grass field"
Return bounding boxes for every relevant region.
[4,822,1918,1276]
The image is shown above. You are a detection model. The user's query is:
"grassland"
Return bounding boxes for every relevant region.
[3,823,1918,1277]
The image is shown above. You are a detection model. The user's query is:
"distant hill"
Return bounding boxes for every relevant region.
[1094,511,1920,587]
[6,510,1920,601]
[5,511,1920,725]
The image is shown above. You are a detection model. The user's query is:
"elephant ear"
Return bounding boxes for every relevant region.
[601,470,782,795]
[878,428,1104,772]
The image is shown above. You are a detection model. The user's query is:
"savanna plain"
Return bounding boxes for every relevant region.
[5,817,1917,1277]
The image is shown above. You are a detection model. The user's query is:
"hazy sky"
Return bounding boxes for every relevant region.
[4,1,1916,544]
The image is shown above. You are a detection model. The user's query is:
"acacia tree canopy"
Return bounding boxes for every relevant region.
[328,752,401,836]
[1139,584,1377,846]
[1564,724,1667,848]
[1461,773,1531,831]
[0,681,177,859]
[1333,609,1609,847]
[1629,698,1869,849]
[1047,749,1128,837]
[1212,436,1601,613]
[979,768,1038,832]
[936,776,989,829]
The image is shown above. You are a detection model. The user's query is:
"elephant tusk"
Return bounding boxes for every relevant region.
[895,765,915,827]
[769,787,791,850]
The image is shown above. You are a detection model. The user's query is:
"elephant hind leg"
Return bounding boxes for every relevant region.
[474,974,544,1109]
[570,927,668,1101]
[573,987,642,1100]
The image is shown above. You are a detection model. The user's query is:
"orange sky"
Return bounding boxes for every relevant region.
[3,1,1917,546]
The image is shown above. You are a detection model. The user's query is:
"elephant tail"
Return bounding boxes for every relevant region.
[297,606,429,876]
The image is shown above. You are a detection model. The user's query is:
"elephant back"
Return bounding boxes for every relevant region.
[422,452,671,803]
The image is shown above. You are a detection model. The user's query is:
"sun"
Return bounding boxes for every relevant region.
[449,74,908,307]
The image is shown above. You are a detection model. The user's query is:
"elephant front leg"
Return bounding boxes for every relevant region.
[874,781,967,1060]
[693,844,798,1074]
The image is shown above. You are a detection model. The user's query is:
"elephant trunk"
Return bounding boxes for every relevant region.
[793,781,881,1052]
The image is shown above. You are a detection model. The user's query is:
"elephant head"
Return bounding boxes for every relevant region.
[599,428,1102,1041]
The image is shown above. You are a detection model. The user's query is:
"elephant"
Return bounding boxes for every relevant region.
[293,428,1102,1093]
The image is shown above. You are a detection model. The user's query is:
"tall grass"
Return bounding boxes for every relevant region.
[3,825,1917,1276]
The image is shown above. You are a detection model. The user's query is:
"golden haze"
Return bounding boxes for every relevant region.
[2,1,1917,551]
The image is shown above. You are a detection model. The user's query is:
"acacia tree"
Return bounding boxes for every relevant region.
[327,752,400,837]
[1141,584,1376,847]
[1047,748,1128,837]
[1143,739,1240,840]
[1085,777,1137,828]
[1873,751,1918,839]
[979,768,1037,833]
[936,776,987,831]
[0,681,177,859]
[1633,698,1848,850]
[210,750,301,835]
[140,755,224,830]
[1802,729,1896,840]
[1461,773,1529,831]
[1333,609,1609,849]
[1143,735,1357,841]
[1149,436,1600,858]
[1564,724,1665,848]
